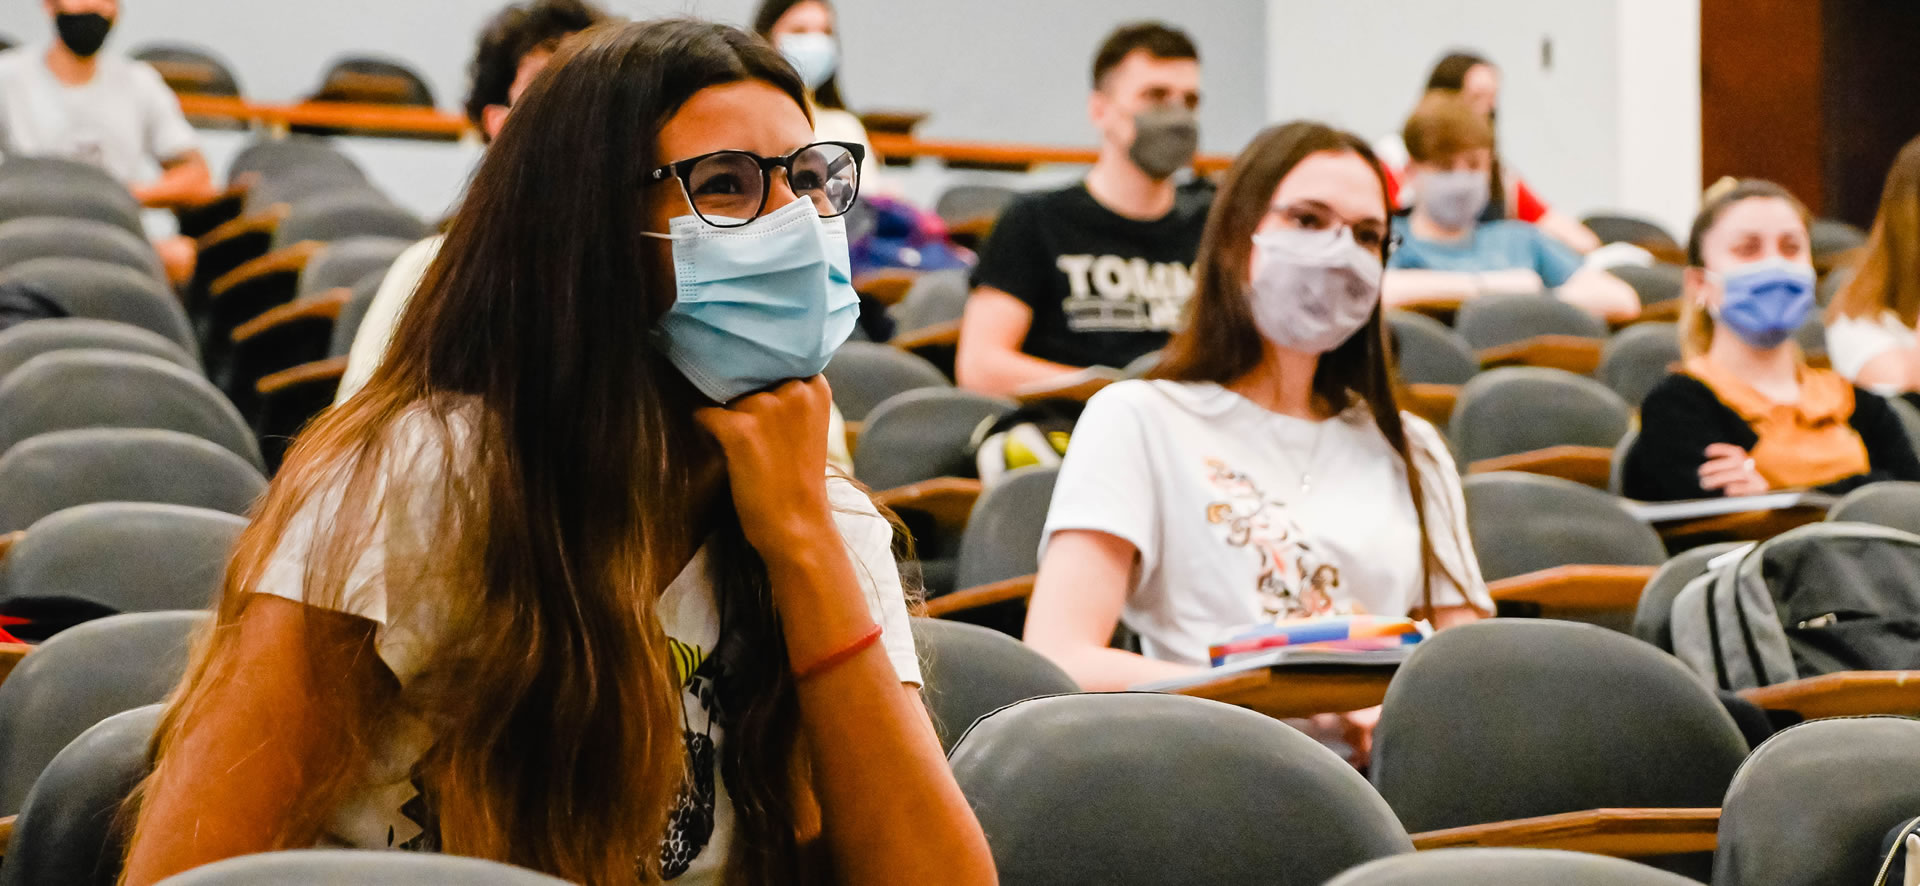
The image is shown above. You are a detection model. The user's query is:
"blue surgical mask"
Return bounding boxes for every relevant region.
[778,33,840,92]
[646,197,859,403]
[1709,257,1816,350]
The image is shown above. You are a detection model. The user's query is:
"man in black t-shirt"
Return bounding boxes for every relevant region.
[956,22,1210,396]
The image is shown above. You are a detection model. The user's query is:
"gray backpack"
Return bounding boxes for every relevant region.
[1671,523,1920,691]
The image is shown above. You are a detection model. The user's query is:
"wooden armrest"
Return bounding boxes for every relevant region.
[1411,808,1720,856]
[196,204,287,253]
[1656,506,1826,548]
[0,529,20,563]
[1477,334,1606,375]
[1741,671,1920,719]
[0,813,12,849]
[0,643,29,686]
[947,217,996,242]
[872,477,981,535]
[211,240,323,300]
[891,319,961,352]
[924,574,1035,618]
[256,355,347,396]
[1395,294,1465,326]
[854,269,921,307]
[1168,667,1393,720]
[1636,300,1682,324]
[1468,445,1615,489]
[181,181,248,212]
[232,287,351,343]
[1401,383,1459,427]
[1488,564,1658,610]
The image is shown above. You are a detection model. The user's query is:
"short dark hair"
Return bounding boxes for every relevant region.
[464,0,609,130]
[1091,21,1199,89]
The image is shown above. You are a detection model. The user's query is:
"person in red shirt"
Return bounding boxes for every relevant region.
[1374,51,1601,255]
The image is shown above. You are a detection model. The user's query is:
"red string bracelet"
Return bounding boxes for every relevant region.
[794,624,884,682]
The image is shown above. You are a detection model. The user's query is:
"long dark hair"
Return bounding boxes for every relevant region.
[753,0,847,109]
[132,19,828,885]
[1151,121,1448,616]
[1423,50,1507,219]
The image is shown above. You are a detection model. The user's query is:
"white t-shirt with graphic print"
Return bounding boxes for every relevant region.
[254,405,920,884]
[1042,379,1493,666]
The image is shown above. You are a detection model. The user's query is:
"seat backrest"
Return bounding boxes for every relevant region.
[0,218,164,281]
[1599,322,1681,407]
[1462,471,1667,580]
[0,317,195,379]
[274,191,428,249]
[1608,426,1637,495]
[0,350,262,469]
[0,612,204,815]
[911,617,1077,751]
[131,43,242,96]
[853,388,1016,490]
[1329,847,1699,885]
[1794,313,1827,359]
[241,167,376,216]
[1715,716,1920,886]
[1810,218,1867,264]
[297,235,411,299]
[821,341,951,421]
[0,175,144,235]
[949,693,1412,885]
[1372,619,1748,833]
[226,137,366,185]
[1828,480,1920,533]
[0,156,123,191]
[0,428,266,532]
[1387,310,1479,385]
[1454,293,1609,350]
[2,257,191,353]
[888,267,972,334]
[1448,367,1632,466]
[1606,264,1685,309]
[953,464,1059,590]
[0,704,162,886]
[329,269,388,358]
[165,850,574,885]
[1581,214,1681,252]
[1885,396,1920,459]
[313,56,436,106]
[0,501,245,612]
[933,184,1018,227]
[1632,542,1745,652]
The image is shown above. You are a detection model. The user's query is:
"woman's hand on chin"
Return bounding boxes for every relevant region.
[695,375,837,561]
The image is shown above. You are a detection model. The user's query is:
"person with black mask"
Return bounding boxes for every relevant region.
[957,21,1209,396]
[0,0,216,284]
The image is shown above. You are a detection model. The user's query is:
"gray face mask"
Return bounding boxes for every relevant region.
[1128,106,1199,180]
[1419,170,1492,231]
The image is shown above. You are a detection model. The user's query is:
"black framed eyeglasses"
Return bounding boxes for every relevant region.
[649,141,865,229]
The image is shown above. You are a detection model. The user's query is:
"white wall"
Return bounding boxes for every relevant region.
[1266,0,1700,239]
[0,1,1267,152]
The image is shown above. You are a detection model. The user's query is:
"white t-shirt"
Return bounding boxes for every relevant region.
[1827,308,1915,395]
[1043,379,1492,666]
[333,234,856,473]
[255,404,919,883]
[0,47,197,187]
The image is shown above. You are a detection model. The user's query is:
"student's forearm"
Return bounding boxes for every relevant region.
[1038,643,1197,692]
[956,345,1078,396]
[1537,210,1602,254]
[134,164,218,209]
[767,534,994,886]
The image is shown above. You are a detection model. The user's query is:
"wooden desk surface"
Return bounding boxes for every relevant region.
[1411,807,1720,856]
[1013,372,1119,405]
[924,574,1034,618]
[872,477,981,534]
[1655,505,1827,550]
[1167,666,1394,720]
[1468,445,1616,490]
[1487,564,1659,611]
[0,642,29,686]
[1742,670,1920,719]
[1477,334,1606,375]
[1401,383,1459,428]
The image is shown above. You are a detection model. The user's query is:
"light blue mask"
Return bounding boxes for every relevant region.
[646,197,859,403]
[778,32,840,92]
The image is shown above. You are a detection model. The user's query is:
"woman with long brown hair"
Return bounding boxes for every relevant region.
[119,19,991,886]
[1022,122,1490,758]
[1828,135,1920,398]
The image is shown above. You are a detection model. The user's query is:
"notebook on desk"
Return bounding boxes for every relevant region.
[1621,491,1837,524]
[1129,645,1411,693]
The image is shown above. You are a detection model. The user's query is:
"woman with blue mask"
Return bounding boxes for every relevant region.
[754,0,889,198]
[121,20,992,886]
[1622,179,1920,502]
